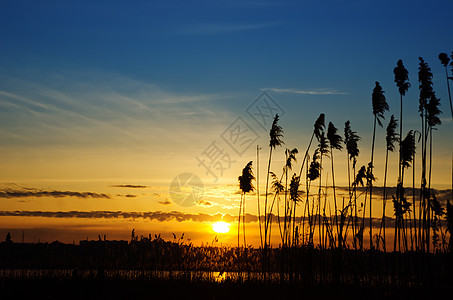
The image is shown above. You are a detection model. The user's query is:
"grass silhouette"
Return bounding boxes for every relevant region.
[1,54,453,298]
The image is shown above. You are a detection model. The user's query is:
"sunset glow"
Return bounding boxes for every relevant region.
[212,221,230,234]
[0,0,451,250]
[1,2,452,298]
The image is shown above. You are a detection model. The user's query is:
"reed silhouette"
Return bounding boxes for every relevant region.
[369,81,389,249]
[438,52,453,118]
[344,120,361,249]
[238,161,255,249]
[393,131,416,251]
[393,59,411,204]
[1,231,452,296]
[447,201,453,251]
[263,114,284,253]
[316,126,329,249]
[1,53,453,298]
[282,148,298,247]
[298,113,325,181]
[378,114,398,252]
[327,122,343,248]
[234,54,451,258]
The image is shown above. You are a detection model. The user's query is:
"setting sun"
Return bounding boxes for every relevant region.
[212,221,230,234]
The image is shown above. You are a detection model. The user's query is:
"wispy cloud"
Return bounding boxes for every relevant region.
[0,210,404,228]
[0,189,110,199]
[0,72,233,155]
[111,185,150,189]
[179,22,280,35]
[158,199,172,206]
[196,199,213,207]
[0,210,237,223]
[229,1,288,8]
[263,87,349,95]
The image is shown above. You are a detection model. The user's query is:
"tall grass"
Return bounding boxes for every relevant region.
[243,54,451,256]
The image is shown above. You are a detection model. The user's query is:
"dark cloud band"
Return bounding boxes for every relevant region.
[0,210,404,228]
[110,185,150,188]
[0,210,236,223]
[0,189,110,199]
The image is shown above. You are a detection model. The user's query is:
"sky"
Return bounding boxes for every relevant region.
[0,0,452,247]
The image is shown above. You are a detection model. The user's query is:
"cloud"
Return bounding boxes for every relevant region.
[262,87,349,95]
[0,210,239,223]
[197,200,213,207]
[333,186,452,204]
[116,194,138,198]
[0,210,415,230]
[0,188,110,199]
[9,209,447,230]
[0,210,398,228]
[179,22,280,35]
[158,199,172,206]
[111,185,150,188]
[0,73,232,153]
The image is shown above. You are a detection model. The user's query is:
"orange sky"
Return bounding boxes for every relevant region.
[1,0,453,251]
[1,176,451,249]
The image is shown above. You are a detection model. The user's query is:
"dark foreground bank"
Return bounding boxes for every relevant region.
[1,277,452,300]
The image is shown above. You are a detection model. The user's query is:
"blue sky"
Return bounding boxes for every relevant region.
[2,0,451,92]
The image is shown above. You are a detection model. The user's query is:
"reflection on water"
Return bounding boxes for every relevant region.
[2,267,451,289]
[0,269,282,283]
